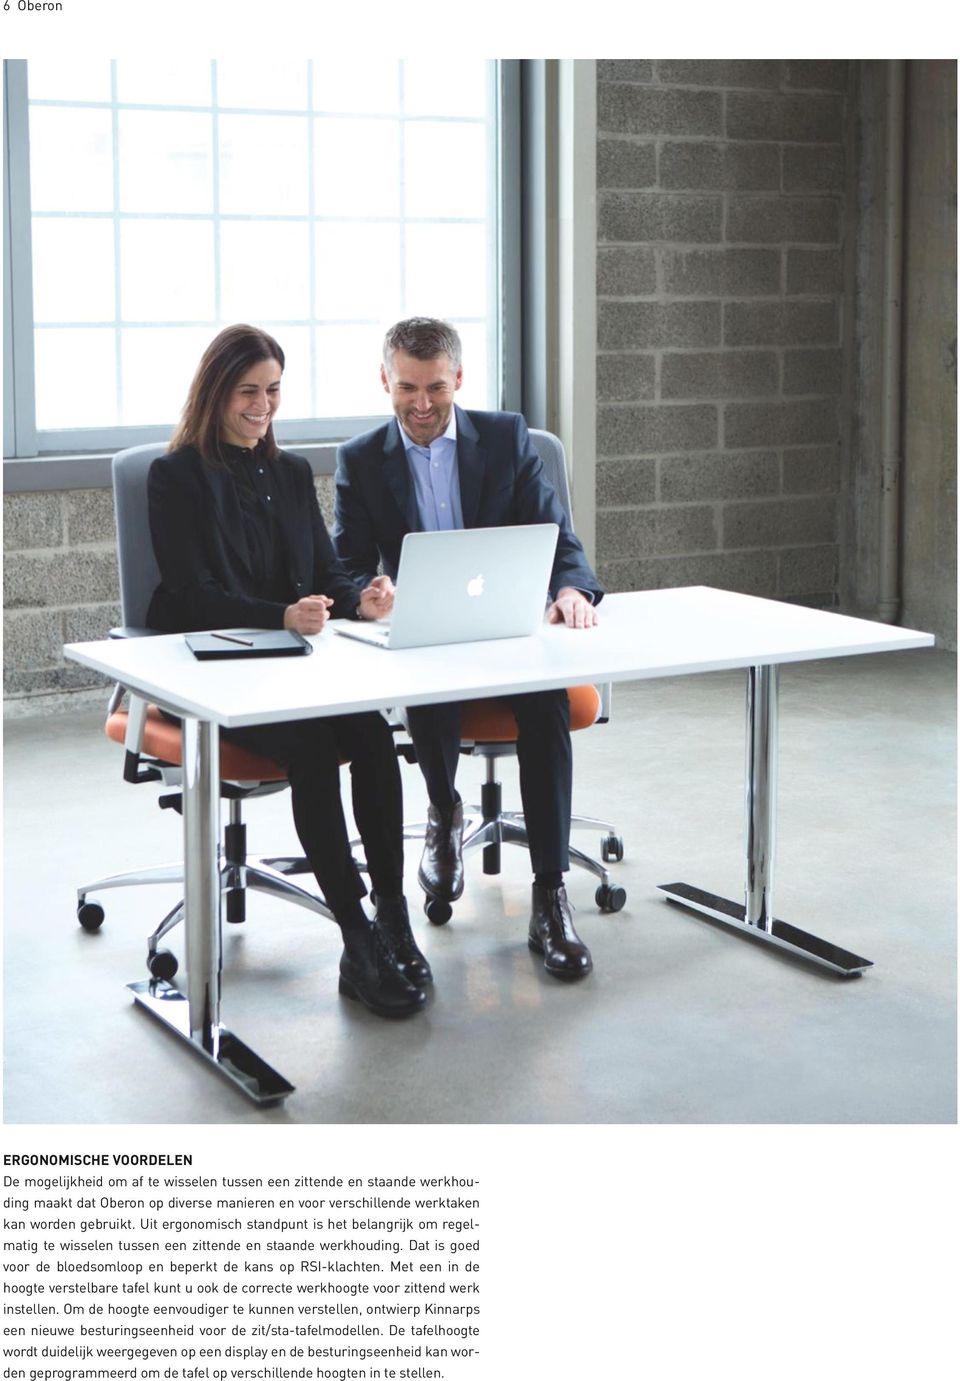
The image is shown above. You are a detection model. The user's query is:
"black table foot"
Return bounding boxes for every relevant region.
[658,883,873,977]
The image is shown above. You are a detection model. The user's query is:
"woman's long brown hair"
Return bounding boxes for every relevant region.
[170,324,285,464]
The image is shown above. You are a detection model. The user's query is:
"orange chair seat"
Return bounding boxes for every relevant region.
[459,685,600,743]
[108,687,601,774]
[106,706,288,782]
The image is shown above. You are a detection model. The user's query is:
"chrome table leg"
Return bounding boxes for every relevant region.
[127,716,295,1103]
[659,664,873,977]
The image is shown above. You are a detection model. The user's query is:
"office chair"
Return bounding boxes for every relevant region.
[75,443,334,981]
[409,429,626,926]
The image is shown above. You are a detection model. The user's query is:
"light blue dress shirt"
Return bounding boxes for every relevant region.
[399,412,593,605]
[400,413,464,531]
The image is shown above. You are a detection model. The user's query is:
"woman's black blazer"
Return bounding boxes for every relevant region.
[146,444,361,633]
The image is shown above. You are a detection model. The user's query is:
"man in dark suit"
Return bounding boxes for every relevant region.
[333,317,603,980]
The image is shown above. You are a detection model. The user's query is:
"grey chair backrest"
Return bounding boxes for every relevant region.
[528,429,574,529]
[112,443,168,628]
[528,427,610,719]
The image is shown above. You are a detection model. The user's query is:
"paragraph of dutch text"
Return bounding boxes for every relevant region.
[2,1169,482,1381]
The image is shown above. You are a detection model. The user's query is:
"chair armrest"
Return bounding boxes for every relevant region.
[122,694,165,784]
[123,693,150,756]
[597,682,612,724]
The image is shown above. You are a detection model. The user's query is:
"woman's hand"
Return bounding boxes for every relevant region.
[358,575,395,621]
[284,594,334,635]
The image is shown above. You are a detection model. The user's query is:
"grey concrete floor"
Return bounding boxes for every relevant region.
[3,648,955,1125]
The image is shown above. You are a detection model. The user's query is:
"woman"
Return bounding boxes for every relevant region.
[146,324,428,1018]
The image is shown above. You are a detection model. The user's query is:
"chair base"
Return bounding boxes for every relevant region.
[138,856,338,977]
[77,799,337,981]
[458,808,621,884]
[401,754,627,922]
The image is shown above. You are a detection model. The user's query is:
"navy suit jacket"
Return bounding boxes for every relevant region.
[333,406,603,604]
[146,444,361,633]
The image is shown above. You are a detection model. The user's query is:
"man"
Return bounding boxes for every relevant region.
[333,317,603,980]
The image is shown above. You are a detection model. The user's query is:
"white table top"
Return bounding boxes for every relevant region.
[63,586,935,730]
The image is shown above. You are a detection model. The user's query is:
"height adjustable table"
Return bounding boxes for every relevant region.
[65,587,933,1104]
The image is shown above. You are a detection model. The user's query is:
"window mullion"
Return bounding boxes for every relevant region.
[307,60,317,419]
[4,60,38,458]
[211,60,221,327]
[398,62,406,312]
[498,60,522,413]
[110,60,123,427]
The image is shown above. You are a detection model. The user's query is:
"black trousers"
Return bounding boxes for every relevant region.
[221,712,404,919]
[405,689,572,875]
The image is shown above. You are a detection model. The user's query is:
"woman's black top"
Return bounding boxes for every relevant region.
[225,443,291,603]
[145,441,361,633]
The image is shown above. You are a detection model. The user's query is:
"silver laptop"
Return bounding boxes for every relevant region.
[336,523,559,650]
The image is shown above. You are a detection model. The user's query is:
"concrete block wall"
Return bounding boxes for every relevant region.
[3,476,337,705]
[900,61,957,649]
[595,59,848,604]
[4,489,121,700]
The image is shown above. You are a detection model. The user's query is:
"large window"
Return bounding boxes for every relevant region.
[4,58,517,457]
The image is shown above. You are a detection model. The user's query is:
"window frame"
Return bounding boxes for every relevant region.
[2,57,521,476]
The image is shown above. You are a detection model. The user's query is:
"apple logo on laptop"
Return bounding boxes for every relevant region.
[467,573,485,598]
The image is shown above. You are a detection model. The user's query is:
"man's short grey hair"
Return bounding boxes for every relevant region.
[382,317,462,370]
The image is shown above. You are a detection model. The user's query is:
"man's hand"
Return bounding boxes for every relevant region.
[284,594,334,635]
[547,587,599,629]
[358,574,395,621]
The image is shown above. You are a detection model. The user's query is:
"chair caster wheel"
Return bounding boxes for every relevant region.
[596,884,626,913]
[601,833,624,863]
[424,897,452,926]
[148,949,178,981]
[78,901,105,932]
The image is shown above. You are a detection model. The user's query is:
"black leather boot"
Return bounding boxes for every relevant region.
[375,895,433,987]
[528,884,593,980]
[418,799,465,903]
[338,910,427,1017]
